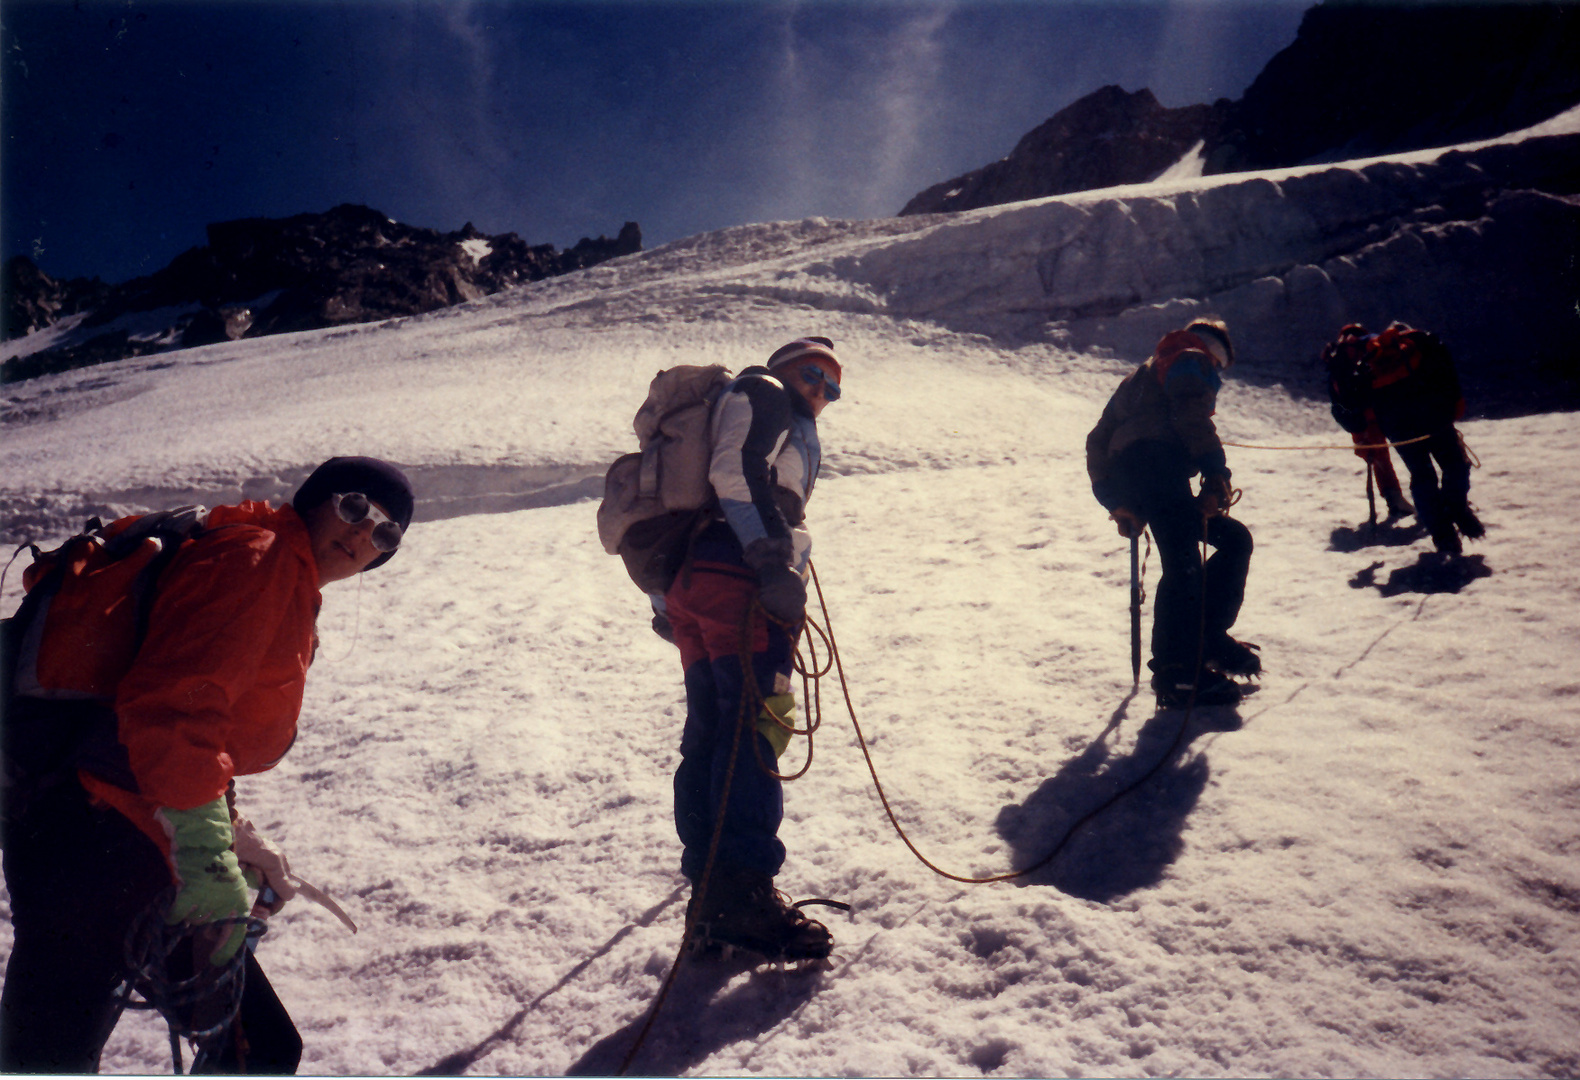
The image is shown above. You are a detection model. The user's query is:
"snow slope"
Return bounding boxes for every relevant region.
[2,121,1577,1077]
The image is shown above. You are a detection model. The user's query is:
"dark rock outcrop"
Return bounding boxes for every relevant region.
[901,87,1221,216]
[901,0,1580,217]
[3,206,641,382]
[4,257,111,339]
[1210,0,1580,173]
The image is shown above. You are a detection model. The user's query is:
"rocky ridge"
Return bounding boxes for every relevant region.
[2,204,641,382]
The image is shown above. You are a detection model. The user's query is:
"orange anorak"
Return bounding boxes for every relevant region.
[80,501,321,866]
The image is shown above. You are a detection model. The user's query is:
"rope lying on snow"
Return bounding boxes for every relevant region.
[621,505,1230,1068]
[804,551,1214,887]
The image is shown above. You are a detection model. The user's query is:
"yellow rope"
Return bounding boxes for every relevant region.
[1222,433,1430,451]
[1223,431,1480,469]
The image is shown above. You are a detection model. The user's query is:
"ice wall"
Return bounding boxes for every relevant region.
[825,131,1578,413]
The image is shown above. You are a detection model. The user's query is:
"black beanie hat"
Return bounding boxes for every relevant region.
[292,456,415,571]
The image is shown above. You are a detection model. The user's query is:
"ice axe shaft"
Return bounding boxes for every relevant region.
[1366,460,1377,530]
[1129,534,1142,686]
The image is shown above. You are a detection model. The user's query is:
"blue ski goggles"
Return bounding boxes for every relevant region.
[332,492,404,553]
[799,363,841,402]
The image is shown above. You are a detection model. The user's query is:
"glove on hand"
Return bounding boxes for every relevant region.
[651,612,675,643]
[1199,472,1234,516]
[233,816,297,913]
[755,693,798,760]
[1110,508,1145,539]
[742,537,806,626]
[160,798,250,966]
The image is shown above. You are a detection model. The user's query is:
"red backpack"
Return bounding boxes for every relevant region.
[1365,324,1465,420]
[1367,325,1431,389]
[7,506,209,701]
[2,507,212,814]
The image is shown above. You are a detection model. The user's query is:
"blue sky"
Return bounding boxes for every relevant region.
[0,0,1311,283]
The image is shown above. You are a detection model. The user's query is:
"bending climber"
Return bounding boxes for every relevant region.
[1085,318,1258,708]
[1323,323,1415,522]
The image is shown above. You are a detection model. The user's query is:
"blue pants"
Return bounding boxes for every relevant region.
[665,547,794,882]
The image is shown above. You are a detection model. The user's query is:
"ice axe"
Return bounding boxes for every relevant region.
[1365,459,1378,531]
[1129,533,1142,687]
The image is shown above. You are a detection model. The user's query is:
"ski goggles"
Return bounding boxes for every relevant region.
[332,492,404,553]
[798,363,841,402]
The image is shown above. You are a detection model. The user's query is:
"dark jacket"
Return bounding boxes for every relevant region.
[1086,330,1230,510]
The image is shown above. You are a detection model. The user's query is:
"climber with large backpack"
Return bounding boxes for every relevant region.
[600,337,844,963]
[0,456,414,1073]
[1363,322,1482,554]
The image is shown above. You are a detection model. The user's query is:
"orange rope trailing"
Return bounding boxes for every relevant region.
[806,559,1207,887]
[620,533,1221,1066]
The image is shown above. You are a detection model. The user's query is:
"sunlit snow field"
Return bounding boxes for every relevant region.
[2,121,1577,1077]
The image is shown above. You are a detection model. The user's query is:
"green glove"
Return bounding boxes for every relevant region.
[159,797,250,966]
[755,693,797,760]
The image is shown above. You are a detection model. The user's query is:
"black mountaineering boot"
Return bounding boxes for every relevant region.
[687,865,833,963]
[1382,488,1414,520]
[1151,665,1242,709]
[1429,517,1463,555]
[1451,502,1484,540]
[1206,635,1261,678]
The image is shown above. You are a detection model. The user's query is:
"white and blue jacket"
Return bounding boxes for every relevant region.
[708,366,821,573]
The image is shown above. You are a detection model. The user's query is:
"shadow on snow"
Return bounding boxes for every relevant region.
[416,887,687,1076]
[1348,552,1491,596]
[994,690,1242,903]
[1328,518,1427,551]
[564,955,824,1076]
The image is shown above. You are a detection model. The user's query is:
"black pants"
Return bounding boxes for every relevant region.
[1384,423,1470,537]
[1,778,301,1073]
[1112,442,1253,673]
[193,949,303,1075]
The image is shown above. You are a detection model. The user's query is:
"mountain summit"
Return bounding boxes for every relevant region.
[901,0,1580,216]
[900,87,1217,217]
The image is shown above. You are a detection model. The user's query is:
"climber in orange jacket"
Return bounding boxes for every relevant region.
[1,457,414,1074]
